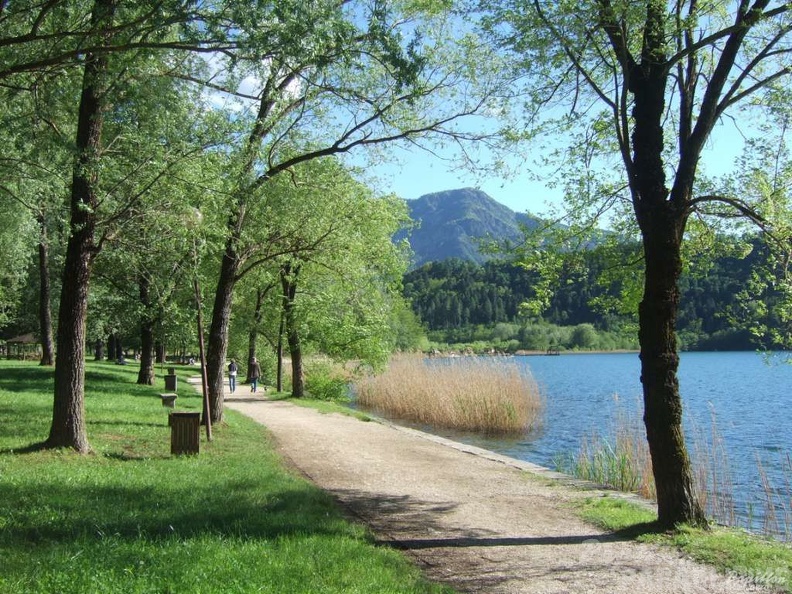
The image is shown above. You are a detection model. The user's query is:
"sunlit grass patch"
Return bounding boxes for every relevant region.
[0,360,451,594]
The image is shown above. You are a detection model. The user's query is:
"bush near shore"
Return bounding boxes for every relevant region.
[355,354,543,435]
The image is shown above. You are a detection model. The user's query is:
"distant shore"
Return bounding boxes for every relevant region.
[514,349,640,356]
[429,348,640,357]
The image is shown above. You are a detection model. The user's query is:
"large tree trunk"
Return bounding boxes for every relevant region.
[107,332,117,361]
[280,265,304,397]
[205,241,242,423]
[639,226,705,528]
[136,275,155,385]
[47,0,115,452]
[276,311,285,392]
[37,216,55,366]
[94,339,104,361]
[631,61,705,528]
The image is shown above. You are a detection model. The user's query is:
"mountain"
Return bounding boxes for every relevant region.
[401,188,542,267]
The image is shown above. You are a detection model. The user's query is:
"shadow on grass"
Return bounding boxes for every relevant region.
[0,441,50,454]
[0,480,350,545]
[611,520,666,539]
[87,419,166,429]
[102,451,173,461]
[0,365,53,393]
[0,364,174,399]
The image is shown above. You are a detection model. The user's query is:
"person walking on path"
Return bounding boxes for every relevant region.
[249,357,261,393]
[227,359,238,393]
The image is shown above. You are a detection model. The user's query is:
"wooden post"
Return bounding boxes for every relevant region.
[194,277,212,442]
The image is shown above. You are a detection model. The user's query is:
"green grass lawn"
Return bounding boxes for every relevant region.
[0,360,451,594]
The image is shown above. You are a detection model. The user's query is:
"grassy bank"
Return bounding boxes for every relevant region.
[577,496,792,592]
[0,360,450,594]
[354,354,543,435]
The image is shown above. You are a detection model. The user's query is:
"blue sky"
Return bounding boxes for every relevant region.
[360,118,750,217]
[362,148,555,215]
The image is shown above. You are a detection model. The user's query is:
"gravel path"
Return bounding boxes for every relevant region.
[224,394,769,593]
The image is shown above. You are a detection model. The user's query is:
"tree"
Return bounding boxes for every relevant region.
[47,0,116,452]
[0,1,232,81]
[483,1,792,527]
[200,0,505,422]
[280,166,413,390]
[0,199,36,331]
[38,0,230,451]
[0,67,75,362]
[228,157,412,398]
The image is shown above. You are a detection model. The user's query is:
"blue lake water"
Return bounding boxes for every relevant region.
[395,352,792,536]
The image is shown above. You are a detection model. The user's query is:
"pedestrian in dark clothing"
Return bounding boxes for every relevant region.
[249,357,261,393]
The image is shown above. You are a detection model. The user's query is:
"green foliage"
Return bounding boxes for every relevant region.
[388,297,431,352]
[0,202,36,328]
[405,231,792,352]
[304,360,351,402]
[0,360,451,593]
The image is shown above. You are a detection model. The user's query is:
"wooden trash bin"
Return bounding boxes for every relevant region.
[164,373,178,391]
[170,412,200,455]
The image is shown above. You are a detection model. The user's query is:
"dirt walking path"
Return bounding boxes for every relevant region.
[224,394,767,593]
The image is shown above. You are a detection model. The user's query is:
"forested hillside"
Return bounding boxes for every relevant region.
[402,239,773,352]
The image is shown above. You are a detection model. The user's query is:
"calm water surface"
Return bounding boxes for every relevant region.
[416,352,792,534]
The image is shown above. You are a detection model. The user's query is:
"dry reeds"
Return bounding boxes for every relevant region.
[354,354,543,435]
[691,405,736,527]
[754,452,792,541]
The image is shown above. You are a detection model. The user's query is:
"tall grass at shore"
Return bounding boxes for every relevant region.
[555,396,655,499]
[558,396,792,540]
[355,354,543,435]
[754,453,792,540]
[690,406,736,528]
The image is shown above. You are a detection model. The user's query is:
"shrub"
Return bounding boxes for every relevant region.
[304,361,350,402]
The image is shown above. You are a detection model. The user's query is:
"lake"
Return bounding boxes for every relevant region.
[411,352,792,537]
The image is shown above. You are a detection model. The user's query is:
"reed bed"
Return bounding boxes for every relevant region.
[690,406,736,528]
[354,354,543,435]
[754,453,792,541]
